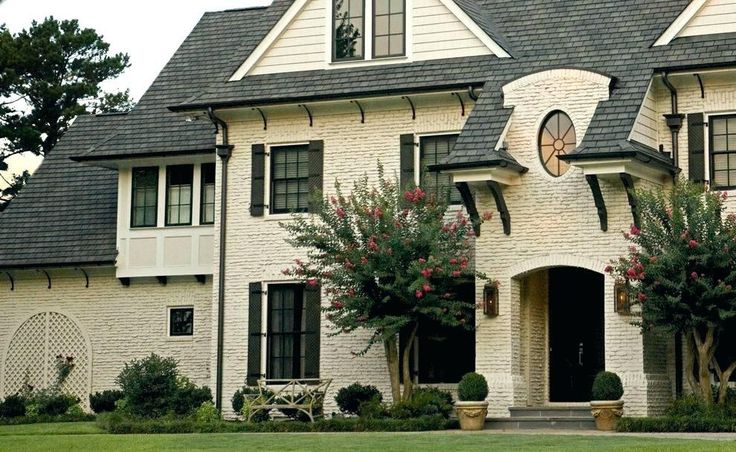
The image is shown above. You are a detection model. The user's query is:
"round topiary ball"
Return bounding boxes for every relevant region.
[457,372,489,402]
[591,371,624,401]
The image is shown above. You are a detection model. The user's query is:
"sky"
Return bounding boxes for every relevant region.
[0,0,270,187]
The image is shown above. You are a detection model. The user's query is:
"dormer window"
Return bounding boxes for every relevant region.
[333,0,365,60]
[332,0,405,62]
[373,0,405,58]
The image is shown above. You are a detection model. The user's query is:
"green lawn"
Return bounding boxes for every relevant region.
[0,422,734,451]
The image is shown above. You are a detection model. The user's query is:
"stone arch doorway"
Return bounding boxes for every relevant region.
[517,265,604,405]
[2,311,92,407]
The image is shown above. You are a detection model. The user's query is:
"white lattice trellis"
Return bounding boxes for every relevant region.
[3,312,91,407]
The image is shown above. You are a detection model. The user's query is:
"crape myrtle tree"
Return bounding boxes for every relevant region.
[281,166,493,402]
[0,17,132,210]
[606,181,736,405]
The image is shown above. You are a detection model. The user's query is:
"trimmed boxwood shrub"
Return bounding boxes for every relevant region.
[115,354,211,417]
[335,383,382,415]
[231,386,273,422]
[0,412,95,426]
[617,416,736,433]
[591,371,624,401]
[25,390,79,416]
[97,411,457,434]
[390,387,453,419]
[0,394,26,418]
[457,372,488,402]
[90,390,124,414]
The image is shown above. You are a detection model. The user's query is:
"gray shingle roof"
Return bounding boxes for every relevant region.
[4,0,736,268]
[0,114,124,268]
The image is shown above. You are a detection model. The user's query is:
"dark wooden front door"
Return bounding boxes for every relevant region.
[549,267,605,402]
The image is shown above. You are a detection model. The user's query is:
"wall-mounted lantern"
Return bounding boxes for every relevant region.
[483,283,499,317]
[614,282,631,315]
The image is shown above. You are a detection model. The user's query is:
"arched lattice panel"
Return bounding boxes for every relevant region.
[3,312,91,407]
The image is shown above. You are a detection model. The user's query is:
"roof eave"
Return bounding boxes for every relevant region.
[429,158,529,174]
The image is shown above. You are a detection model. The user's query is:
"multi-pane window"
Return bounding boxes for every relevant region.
[200,163,216,225]
[271,145,310,214]
[131,167,158,227]
[166,165,193,226]
[373,0,404,58]
[169,307,194,336]
[420,134,462,204]
[710,115,736,189]
[333,0,364,60]
[267,285,306,380]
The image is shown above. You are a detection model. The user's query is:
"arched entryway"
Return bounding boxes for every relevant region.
[517,265,604,404]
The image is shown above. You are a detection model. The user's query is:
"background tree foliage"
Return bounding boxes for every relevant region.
[0,17,132,210]
[607,181,736,405]
[281,167,492,402]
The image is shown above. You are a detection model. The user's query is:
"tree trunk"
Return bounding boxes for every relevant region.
[383,334,401,403]
[684,331,699,395]
[692,327,716,405]
[711,357,736,405]
[401,323,419,401]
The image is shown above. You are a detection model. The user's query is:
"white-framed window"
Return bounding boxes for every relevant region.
[332,0,407,62]
[168,306,194,337]
[129,163,214,228]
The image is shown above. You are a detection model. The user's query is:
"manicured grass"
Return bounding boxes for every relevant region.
[0,422,734,451]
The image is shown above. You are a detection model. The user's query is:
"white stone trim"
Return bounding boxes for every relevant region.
[507,254,608,279]
[652,0,708,47]
[502,69,612,102]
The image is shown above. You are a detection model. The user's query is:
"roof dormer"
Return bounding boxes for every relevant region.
[654,0,736,46]
[230,0,510,79]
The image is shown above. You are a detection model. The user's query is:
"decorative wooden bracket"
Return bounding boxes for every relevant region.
[585,175,608,232]
[486,181,511,235]
[195,274,207,284]
[4,271,14,291]
[157,276,168,286]
[119,277,131,287]
[455,182,482,237]
[620,173,640,227]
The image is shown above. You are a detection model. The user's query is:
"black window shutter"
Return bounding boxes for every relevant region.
[308,140,324,213]
[250,144,266,216]
[400,134,415,190]
[304,284,321,379]
[247,282,263,386]
[687,113,705,183]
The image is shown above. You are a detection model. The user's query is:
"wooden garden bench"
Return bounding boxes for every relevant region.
[246,378,332,422]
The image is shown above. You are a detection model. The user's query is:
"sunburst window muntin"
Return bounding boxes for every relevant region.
[538,111,577,177]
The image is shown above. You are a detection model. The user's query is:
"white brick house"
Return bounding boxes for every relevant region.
[1,0,736,420]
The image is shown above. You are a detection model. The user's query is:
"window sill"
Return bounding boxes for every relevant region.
[166,335,194,342]
[328,56,409,67]
[265,212,310,222]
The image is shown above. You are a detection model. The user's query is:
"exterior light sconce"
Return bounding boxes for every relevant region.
[483,283,499,317]
[614,282,631,315]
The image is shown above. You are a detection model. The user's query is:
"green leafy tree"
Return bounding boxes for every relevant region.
[281,166,493,402]
[607,181,736,405]
[333,0,361,59]
[0,17,132,210]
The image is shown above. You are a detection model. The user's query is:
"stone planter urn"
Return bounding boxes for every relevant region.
[590,371,625,431]
[455,400,489,431]
[590,400,624,431]
[455,372,489,431]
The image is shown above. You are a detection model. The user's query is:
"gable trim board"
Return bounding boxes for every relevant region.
[653,0,736,46]
[230,0,510,80]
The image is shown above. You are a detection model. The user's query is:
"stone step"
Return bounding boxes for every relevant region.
[486,416,596,430]
[509,406,592,418]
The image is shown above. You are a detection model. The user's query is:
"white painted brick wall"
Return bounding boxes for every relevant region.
[0,268,212,406]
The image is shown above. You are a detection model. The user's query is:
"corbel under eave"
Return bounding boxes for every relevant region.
[455,182,482,237]
[620,173,641,228]
[585,175,608,232]
[486,181,511,236]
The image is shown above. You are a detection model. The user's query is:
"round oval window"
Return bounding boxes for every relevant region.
[538,111,576,177]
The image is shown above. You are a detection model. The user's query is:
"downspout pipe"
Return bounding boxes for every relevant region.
[207,107,233,411]
[661,72,685,169]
